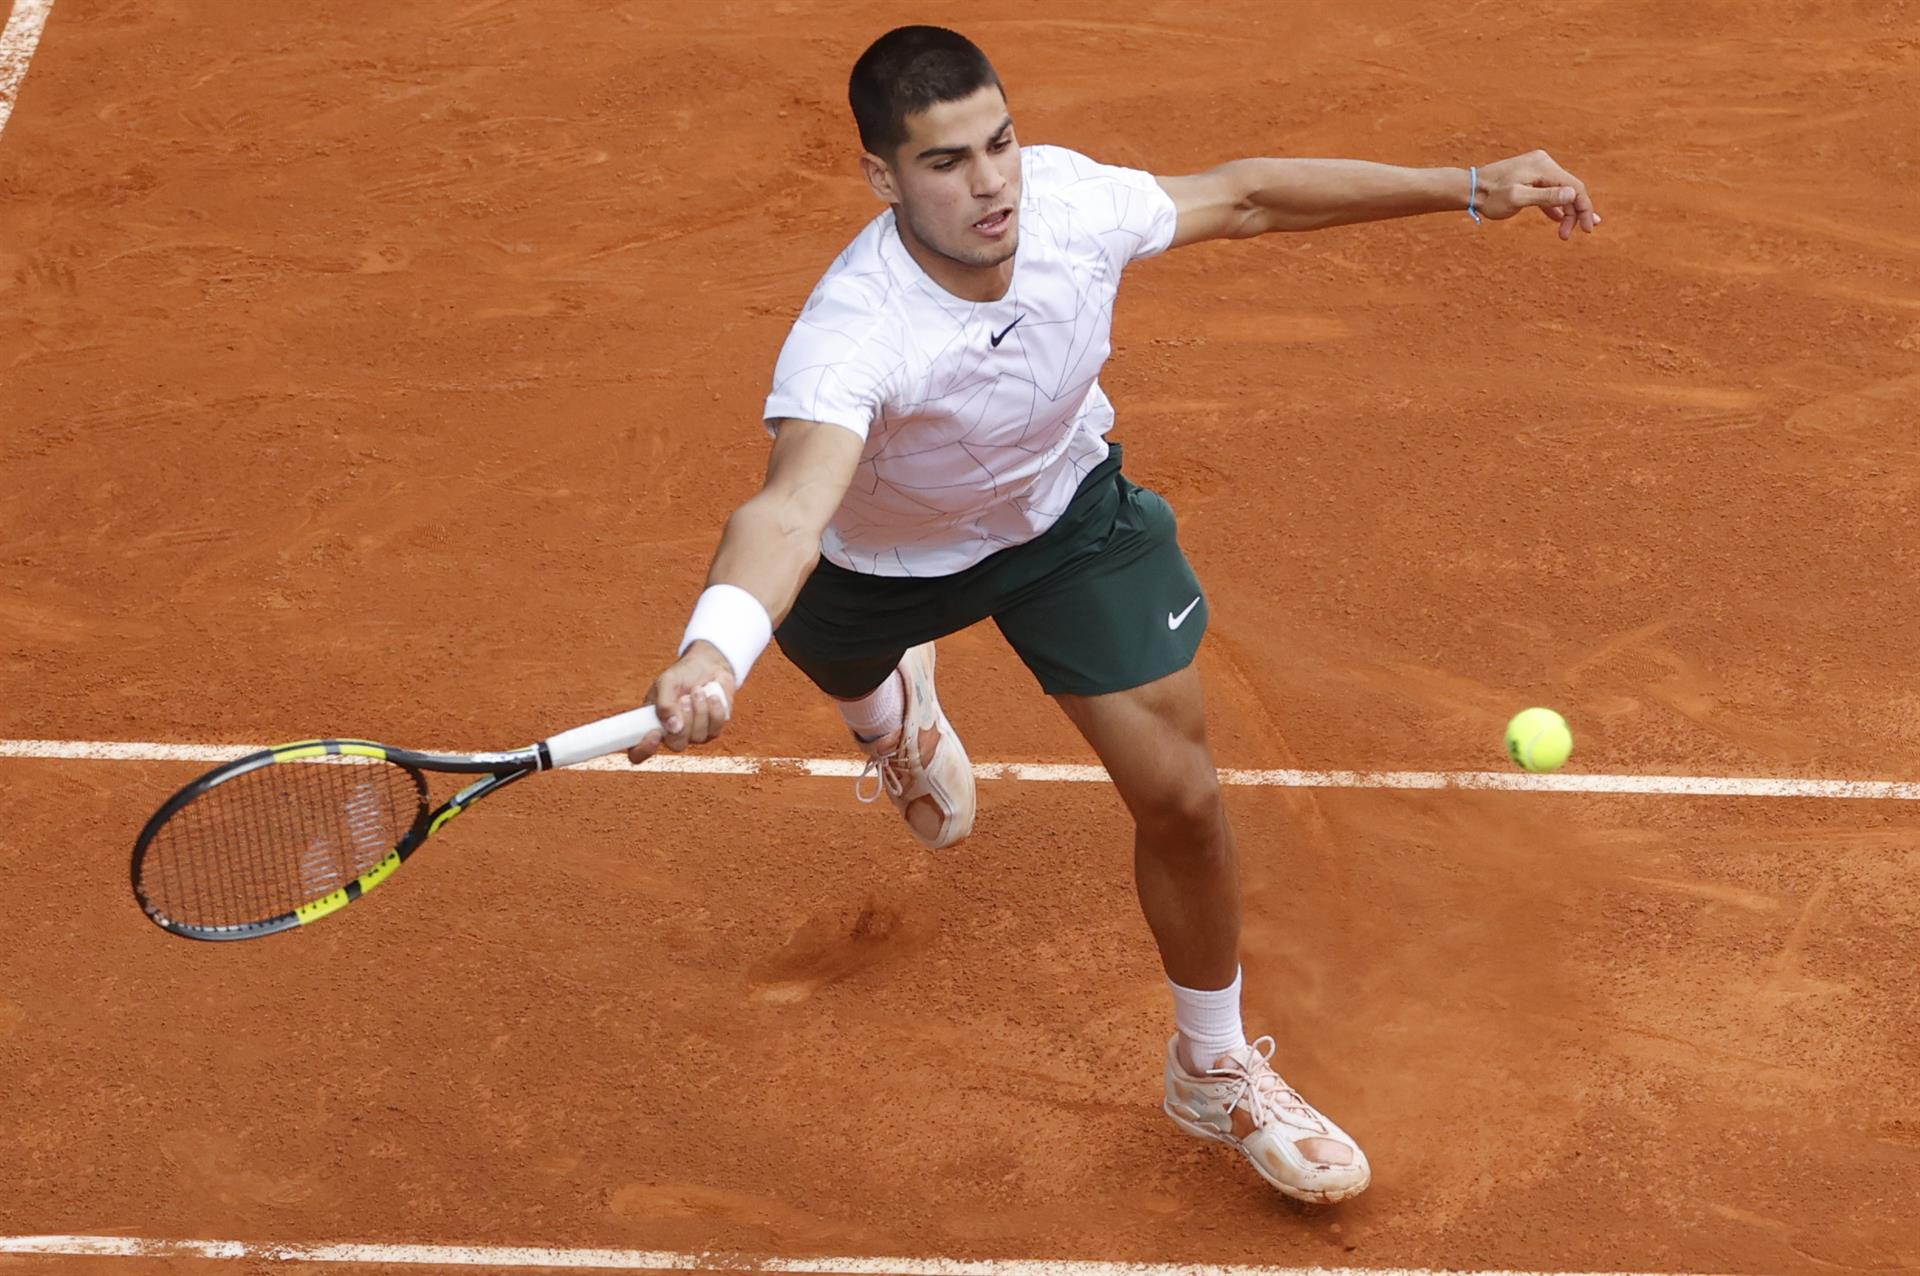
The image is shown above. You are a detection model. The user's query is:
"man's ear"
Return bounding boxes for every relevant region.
[859,151,898,204]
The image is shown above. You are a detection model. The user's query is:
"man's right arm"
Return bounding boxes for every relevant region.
[706,418,865,629]
[629,418,864,759]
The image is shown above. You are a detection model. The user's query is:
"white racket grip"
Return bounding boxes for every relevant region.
[542,705,663,769]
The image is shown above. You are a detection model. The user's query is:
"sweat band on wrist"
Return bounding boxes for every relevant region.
[678,584,773,685]
[1468,165,1483,224]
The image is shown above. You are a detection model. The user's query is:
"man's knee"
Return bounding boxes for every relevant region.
[1131,769,1228,846]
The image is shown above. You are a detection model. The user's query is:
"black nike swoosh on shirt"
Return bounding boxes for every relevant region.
[989,314,1025,347]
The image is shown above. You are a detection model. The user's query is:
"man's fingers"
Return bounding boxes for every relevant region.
[676,692,703,750]
[650,692,692,752]
[698,679,732,740]
[631,687,669,762]
[669,682,736,748]
[1513,184,1578,209]
[1521,190,1595,240]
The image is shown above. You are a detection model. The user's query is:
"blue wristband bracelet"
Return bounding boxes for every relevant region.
[1468,165,1483,224]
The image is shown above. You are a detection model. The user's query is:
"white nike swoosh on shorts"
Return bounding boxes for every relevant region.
[1168,596,1201,629]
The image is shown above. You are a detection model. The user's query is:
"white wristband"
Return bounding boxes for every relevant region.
[678,584,773,685]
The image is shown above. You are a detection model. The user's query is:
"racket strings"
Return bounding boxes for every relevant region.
[140,757,425,930]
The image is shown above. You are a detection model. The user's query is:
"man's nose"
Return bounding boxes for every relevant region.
[972,159,1006,199]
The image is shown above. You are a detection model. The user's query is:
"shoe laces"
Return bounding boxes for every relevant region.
[1208,1036,1325,1132]
[854,735,907,805]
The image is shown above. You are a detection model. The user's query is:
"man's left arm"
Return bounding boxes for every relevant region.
[1155,150,1600,249]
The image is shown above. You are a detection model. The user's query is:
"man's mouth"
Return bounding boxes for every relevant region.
[973,208,1013,233]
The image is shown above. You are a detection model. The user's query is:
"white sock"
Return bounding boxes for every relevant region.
[838,669,905,742]
[1169,967,1246,1074]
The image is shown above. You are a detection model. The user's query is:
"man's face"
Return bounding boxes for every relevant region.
[878,85,1021,270]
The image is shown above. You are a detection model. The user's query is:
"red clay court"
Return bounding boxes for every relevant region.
[2,1,1917,1273]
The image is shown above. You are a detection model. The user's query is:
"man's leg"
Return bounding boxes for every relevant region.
[1053,664,1240,995]
[1054,664,1371,1204]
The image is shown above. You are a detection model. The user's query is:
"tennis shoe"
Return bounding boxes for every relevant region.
[1162,1034,1371,1204]
[854,642,974,849]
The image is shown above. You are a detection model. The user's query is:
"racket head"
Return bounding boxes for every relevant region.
[131,740,432,941]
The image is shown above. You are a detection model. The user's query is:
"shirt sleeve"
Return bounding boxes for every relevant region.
[1025,144,1180,272]
[762,280,899,441]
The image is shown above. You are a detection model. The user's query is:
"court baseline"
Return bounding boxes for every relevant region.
[0,1233,1734,1276]
[4,737,1918,802]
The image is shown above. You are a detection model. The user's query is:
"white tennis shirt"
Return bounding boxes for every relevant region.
[763,144,1179,577]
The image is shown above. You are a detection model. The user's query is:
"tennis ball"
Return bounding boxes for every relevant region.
[1505,707,1573,773]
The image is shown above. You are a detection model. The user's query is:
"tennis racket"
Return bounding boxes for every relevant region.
[131,705,662,942]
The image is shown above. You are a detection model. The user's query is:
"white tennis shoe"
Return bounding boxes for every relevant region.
[1162,1035,1372,1204]
[854,642,975,849]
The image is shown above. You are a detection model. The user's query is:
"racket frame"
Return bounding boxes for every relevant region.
[131,738,551,942]
[131,703,661,942]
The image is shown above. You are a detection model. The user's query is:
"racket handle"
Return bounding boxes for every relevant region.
[542,705,663,769]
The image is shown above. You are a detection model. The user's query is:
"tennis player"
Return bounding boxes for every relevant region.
[629,25,1598,1203]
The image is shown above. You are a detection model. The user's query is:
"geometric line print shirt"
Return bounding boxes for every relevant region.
[763,144,1178,577]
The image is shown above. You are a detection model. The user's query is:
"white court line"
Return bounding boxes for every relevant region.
[4,736,1920,800]
[0,0,55,140]
[0,1235,1727,1276]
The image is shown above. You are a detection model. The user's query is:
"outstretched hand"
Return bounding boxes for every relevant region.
[1475,150,1600,240]
[626,641,738,764]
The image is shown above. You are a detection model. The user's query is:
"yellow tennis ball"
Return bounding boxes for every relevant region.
[1505,707,1573,773]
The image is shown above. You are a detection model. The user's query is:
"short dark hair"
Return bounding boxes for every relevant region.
[848,26,1003,157]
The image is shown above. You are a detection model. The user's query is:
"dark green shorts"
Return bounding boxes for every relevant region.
[775,444,1208,698]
